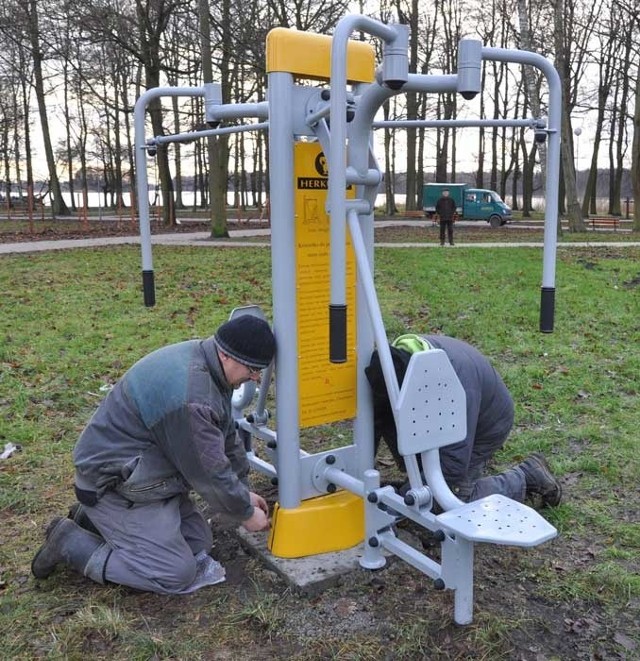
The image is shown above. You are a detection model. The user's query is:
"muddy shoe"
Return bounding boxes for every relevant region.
[68,502,101,536]
[31,517,69,578]
[519,453,562,507]
[31,517,107,581]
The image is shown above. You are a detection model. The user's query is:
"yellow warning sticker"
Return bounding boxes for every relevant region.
[294,142,357,427]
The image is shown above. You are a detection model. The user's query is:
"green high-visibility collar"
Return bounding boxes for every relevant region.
[391,334,432,353]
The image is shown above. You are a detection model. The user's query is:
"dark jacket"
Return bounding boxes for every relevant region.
[73,336,253,520]
[365,335,514,487]
[435,195,456,221]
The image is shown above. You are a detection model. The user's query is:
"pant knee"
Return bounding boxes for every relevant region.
[155,555,198,593]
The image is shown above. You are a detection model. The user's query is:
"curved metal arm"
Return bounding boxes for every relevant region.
[482,47,562,332]
[134,86,205,306]
[328,15,399,362]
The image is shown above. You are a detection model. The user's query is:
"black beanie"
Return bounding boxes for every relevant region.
[365,345,413,408]
[214,316,276,369]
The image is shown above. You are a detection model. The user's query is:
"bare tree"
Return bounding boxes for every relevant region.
[632,76,640,229]
[199,0,228,237]
[580,12,615,216]
[0,0,71,215]
[0,38,28,203]
[616,0,640,229]
[609,28,632,216]
[423,0,461,182]
[514,0,553,215]
[394,0,420,211]
[163,12,200,211]
[266,0,349,32]
[0,84,16,202]
[553,0,587,230]
[75,0,195,226]
[3,0,633,230]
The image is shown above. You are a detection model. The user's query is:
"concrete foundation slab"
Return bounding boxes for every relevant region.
[235,528,372,595]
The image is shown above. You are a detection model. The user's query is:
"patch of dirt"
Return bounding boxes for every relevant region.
[137,474,636,660]
[96,516,630,660]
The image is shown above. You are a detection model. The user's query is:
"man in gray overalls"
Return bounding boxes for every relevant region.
[365,334,562,509]
[32,315,276,594]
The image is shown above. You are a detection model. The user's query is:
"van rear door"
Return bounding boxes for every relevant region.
[463,191,483,220]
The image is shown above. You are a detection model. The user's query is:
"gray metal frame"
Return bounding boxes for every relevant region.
[133,13,563,625]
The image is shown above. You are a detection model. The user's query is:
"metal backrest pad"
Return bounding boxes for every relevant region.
[395,350,467,456]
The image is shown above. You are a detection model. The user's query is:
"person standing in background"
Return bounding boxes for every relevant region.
[435,188,457,246]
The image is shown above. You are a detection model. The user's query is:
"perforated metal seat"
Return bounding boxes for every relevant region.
[395,350,557,548]
[436,494,557,547]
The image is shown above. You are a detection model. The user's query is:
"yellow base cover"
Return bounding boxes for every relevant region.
[267,491,364,558]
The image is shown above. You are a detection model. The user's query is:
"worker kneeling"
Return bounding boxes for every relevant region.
[32,316,276,594]
[365,334,562,510]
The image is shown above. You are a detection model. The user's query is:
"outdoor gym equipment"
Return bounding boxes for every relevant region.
[133,13,562,625]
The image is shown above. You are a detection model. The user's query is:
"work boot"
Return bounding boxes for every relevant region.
[31,517,111,584]
[519,453,562,507]
[67,502,101,537]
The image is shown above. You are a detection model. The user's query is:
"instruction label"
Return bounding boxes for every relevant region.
[294,142,357,428]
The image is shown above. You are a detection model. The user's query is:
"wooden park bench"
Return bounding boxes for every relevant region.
[403,209,426,219]
[588,216,620,231]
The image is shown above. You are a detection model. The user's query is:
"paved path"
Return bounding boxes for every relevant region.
[0,232,261,254]
[1,226,639,254]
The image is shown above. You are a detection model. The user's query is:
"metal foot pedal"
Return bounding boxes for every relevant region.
[436,494,557,547]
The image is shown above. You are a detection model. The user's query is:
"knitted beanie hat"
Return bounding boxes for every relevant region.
[214,316,276,369]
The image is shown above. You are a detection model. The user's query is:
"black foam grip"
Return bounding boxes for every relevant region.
[539,287,555,333]
[329,304,347,363]
[143,270,156,307]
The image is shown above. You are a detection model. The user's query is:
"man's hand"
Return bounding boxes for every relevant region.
[250,491,269,515]
[242,506,269,532]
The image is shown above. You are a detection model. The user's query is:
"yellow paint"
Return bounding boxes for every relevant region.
[267,491,365,558]
[294,142,357,428]
[266,27,375,83]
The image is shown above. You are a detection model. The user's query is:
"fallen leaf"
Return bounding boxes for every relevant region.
[335,598,357,617]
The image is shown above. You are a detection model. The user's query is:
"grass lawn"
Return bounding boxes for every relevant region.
[1,243,639,659]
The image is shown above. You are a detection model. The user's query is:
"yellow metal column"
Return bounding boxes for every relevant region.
[266,28,374,558]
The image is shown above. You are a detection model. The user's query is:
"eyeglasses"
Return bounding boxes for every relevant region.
[246,364,263,376]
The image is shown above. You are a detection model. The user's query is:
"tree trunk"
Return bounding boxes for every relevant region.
[112,66,125,211]
[19,54,35,216]
[611,29,632,217]
[27,0,69,216]
[475,65,486,189]
[170,93,184,210]
[135,0,174,226]
[516,0,547,187]
[383,100,396,215]
[403,0,419,210]
[62,56,76,211]
[417,121,425,211]
[199,0,228,237]
[553,0,584,231]
[632,61,640,230]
